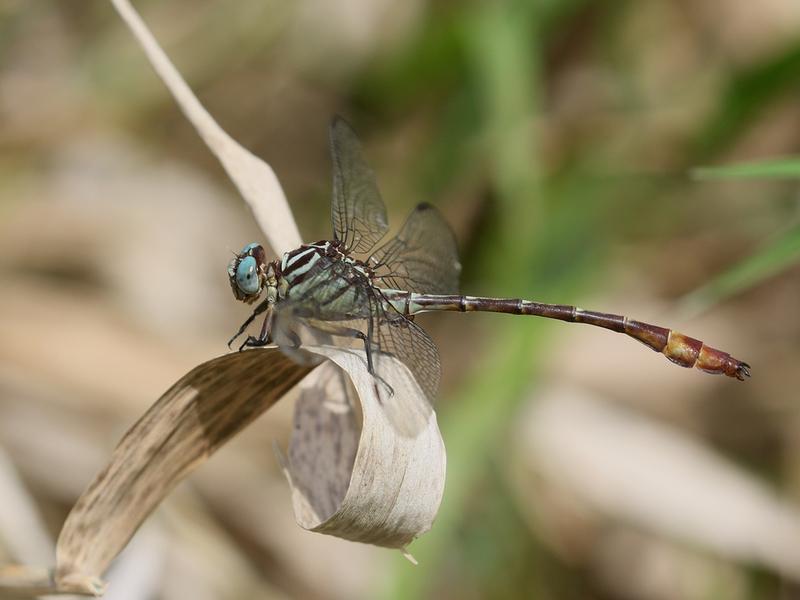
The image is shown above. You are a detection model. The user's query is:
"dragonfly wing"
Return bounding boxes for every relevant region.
[272,264,436,435]
[369,288,441,409]
[369,203,461,294]
[330,117,389,256]
[277,257,440,406]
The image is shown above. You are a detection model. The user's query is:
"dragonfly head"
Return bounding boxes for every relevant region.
[228,242,269,304]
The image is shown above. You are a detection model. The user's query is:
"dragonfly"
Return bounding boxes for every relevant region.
[227,117,750,412]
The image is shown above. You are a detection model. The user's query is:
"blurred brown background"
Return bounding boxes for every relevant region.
[1,1,799,599]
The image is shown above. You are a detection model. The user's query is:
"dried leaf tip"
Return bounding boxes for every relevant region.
[57,572,107,596]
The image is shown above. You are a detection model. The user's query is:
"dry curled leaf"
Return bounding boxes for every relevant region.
[0,350,311,596]
[44,346,442,592]
[284,348,445,551]
[54,350,311,589]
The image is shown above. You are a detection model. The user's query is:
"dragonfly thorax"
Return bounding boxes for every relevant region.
[279,240,374,287]
[275,240,381,324]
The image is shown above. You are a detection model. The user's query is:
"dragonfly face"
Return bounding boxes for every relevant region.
[228,242,278,305]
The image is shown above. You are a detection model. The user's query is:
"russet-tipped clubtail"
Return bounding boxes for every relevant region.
[228,117,750,410]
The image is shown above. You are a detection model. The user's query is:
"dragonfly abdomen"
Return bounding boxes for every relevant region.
[387,292,750,380]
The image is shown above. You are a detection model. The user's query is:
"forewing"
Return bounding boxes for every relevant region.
[330,117,389,255]
[369,203,461,294]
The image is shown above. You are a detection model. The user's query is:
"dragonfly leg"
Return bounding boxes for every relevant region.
[228,299,272,349]
[363,314,395,401]
[239,307,274,351]
[303,321,395,399]
[240,335,263,350]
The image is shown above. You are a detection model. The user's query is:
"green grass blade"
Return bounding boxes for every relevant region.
[678,223,800,316]
[692,157,800,180]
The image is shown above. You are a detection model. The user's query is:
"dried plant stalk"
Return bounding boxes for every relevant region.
[108,0,301,255]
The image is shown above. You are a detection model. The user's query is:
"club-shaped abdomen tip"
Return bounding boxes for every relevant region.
[695,342,751,380]
[660,331,750,380]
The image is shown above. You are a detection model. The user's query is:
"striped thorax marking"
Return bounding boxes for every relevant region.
[276,240,378,320]
[280,242,328,283]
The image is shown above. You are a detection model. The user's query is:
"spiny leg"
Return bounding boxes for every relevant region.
[228,298,271,349]
[303,319,394,399]
[240,307,275,351]
[366,291,396,401]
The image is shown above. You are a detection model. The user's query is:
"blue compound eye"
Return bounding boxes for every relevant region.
[235,256,260,295]
[241,242,261,255]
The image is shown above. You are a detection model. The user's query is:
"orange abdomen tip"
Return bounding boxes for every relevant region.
[665,331,751,381]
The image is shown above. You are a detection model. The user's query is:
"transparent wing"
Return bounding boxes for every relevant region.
[369,287,441,407]
[330,116,389,255]
[271,262,438,435]
[278,258,441,402]
[279,269,441,408]
[369,202,461,294]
